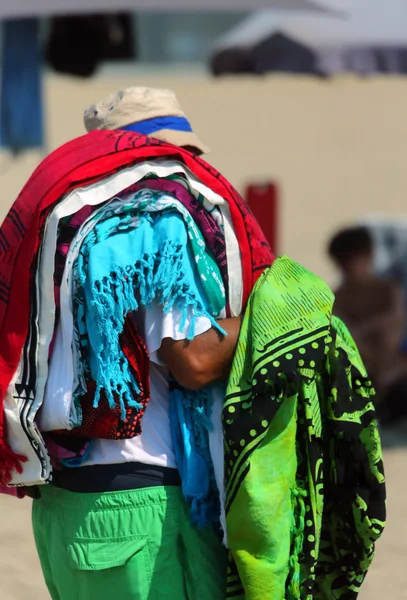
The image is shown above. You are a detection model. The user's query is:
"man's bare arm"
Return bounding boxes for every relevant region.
[159,317,242,390]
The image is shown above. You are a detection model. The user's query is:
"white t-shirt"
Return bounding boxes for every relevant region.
[81,303,212,468]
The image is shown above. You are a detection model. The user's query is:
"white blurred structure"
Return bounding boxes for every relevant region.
[359,215,407,276]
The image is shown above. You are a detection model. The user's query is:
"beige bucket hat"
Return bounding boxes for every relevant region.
[84,86,210,155]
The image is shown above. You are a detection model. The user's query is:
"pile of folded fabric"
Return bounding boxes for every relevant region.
[0,128,272,508]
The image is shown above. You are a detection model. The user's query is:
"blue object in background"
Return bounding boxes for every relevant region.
[0,18,44,154]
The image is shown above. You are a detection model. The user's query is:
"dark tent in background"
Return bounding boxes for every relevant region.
[209,0,343,76]
[212,31,321,76]
[211,0,407,77]
[210,10,338,76]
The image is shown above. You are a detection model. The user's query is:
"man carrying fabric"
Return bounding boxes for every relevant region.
[0,88,385,600]
[32,87,246,600]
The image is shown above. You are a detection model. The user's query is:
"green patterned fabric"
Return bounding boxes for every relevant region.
[223,256,386,600]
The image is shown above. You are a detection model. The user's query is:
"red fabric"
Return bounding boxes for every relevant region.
[0,130,274,482]
[55,313,150,440]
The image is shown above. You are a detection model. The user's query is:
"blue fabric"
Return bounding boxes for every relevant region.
[170,383,220,529]
[0,19,44,153]
[120,116,192,135]
[60,441,93,468]
[76,207,220,415]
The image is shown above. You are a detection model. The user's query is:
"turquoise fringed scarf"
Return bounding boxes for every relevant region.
[76,206,224,414]
[170,382,222,529]
[118,188,226,317]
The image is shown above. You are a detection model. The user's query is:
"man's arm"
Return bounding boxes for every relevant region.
[159,317,241,390]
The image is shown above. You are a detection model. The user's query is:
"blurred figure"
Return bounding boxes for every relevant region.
[328,226,407,423]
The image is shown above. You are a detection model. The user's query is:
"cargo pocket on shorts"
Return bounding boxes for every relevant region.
[66,535,152,598]
[67,535,149,571]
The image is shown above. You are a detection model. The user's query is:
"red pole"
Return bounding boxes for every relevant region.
[245,181,279,254]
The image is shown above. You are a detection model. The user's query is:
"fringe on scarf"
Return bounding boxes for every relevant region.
[170,382,221,529]
[288,487,307,599]
[81,240,223,421]
[182,386,220,528]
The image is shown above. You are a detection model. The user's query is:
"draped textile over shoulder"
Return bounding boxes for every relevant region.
[223,256,386,599]
[0,130,273,483]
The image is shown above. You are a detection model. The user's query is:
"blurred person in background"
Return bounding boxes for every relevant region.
[328,225,407,424]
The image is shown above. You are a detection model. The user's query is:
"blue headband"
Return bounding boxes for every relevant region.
[120,116,193,136]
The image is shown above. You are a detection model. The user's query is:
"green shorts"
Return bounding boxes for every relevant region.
[32,484,226,600]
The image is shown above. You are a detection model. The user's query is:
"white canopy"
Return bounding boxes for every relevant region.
[284,2,407,48]
[0,0,343,20]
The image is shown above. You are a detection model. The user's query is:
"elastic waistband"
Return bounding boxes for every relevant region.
[51,462,181,494]
[36,481,184,513]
